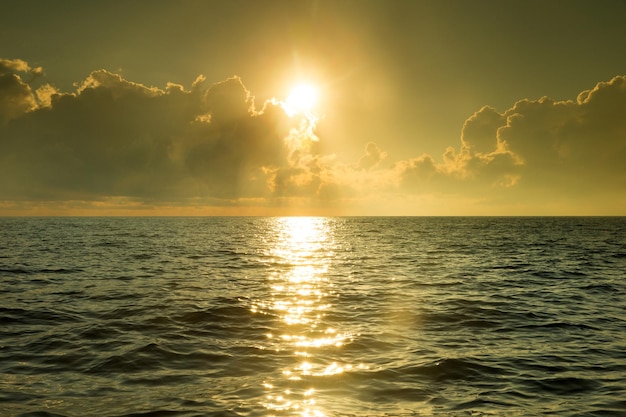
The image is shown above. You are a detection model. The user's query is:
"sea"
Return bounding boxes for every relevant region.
[1,216,625,417]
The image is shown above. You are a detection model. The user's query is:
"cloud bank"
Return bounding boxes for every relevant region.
[0,58,624,214]
[397,76,626,201]
[0,60,302,207]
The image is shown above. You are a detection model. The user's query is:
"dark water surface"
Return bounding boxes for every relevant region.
[1,217,625,416]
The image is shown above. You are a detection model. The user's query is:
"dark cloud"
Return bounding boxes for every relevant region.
[0,59,38,123]
[203,76,254,125]
[394,76,626,204]
[460,106,505,156]
[498,76,626,193]
[0,61,304,204]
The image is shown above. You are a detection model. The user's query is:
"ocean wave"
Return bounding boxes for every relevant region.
[1,216,624,416]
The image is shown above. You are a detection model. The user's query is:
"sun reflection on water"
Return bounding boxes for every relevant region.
[253,217,352,416]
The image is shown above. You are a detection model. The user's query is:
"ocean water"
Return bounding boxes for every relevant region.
[1,216,625,417]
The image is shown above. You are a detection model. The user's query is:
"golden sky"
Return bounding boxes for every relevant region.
[1,0,625,215]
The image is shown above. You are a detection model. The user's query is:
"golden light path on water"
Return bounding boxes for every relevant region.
[251,217,355,416]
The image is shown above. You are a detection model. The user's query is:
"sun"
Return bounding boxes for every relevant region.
[284,83,318,116]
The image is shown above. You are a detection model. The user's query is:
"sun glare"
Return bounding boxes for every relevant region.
[284,84,318,116]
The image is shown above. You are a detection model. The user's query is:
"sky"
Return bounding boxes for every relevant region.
[1,0,625,215]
